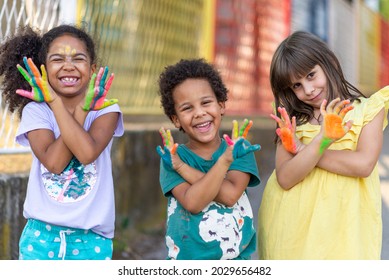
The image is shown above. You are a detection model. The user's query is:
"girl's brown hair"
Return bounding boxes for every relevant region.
[270,31,364,128]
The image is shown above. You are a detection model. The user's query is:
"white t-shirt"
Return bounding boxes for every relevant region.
[16,102,124,238]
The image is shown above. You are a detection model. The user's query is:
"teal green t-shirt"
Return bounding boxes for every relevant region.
[159,139,260,260]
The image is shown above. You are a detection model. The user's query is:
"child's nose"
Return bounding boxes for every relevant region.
[304,84,315,95]
[63,57,75,68]
[194,107,206,117]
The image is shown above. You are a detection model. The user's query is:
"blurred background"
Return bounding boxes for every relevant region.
[1,0,389,260]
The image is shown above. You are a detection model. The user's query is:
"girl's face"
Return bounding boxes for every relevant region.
[290,64,328,108]
[46,34,96,98]
[171,78,225,148]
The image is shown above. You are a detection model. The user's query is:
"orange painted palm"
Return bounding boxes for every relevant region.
[319,98,354,154]
[271,107,299,154]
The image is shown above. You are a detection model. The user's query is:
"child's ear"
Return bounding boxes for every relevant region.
[171,115,181,129]
[219,101,226,116]
[90,63,97,77]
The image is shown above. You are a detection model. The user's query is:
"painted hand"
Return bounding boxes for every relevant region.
[16,57,54,102]
[223,119,261,159]
[82,66,118,111]
[319,98,354,154]
[271,107,301,154]
[156,127,179,170]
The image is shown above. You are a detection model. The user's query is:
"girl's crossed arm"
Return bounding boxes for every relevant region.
[18,59,118,173]
[317,108,384,177]
[274,98,355,190]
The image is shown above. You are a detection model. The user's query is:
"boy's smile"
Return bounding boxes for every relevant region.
[172,78,225,150]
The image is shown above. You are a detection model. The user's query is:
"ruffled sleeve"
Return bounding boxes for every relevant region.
[362,86,389,129]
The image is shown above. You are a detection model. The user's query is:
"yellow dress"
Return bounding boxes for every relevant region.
[258,87,389,259]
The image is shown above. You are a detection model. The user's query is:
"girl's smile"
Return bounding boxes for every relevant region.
[46,35,95,99]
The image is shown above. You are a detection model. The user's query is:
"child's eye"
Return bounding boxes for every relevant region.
[74,57,86,62]
[307,71,315,79]
[202,99,214,105]
[292,83,301,90]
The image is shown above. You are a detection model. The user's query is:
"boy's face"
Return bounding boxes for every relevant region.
[171,78,225,147]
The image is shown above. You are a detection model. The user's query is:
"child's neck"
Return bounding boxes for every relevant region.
[186,137,221,160]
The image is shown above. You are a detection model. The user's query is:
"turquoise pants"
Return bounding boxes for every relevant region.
[19,219,113,260]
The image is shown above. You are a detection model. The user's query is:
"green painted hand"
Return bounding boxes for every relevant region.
[82,66,117,111]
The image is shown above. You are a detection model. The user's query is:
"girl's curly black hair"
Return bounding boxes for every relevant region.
[0,24,97,118]
[158,58,228,124]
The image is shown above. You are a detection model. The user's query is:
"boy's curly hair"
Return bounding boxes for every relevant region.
[158,58,228,122]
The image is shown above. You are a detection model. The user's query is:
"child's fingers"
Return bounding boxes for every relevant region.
[16,89,34,99]
[40,65,52,101]
[334,99,350,115]
[40,65,47,81]
[223,134,234,146]
[17,65,32,84]
[168,130,175,148]
[95,67,104,87]
[100,67,109,87]
[23,57,32,75]
[279,107,291,128]
[156,145,164,157]
[27,58,41,78]
[343,120,353,133]
[291,116,296,130]
[88,73,97,96]
[270,113,282,125]
[247,143,261,153]
[232,120,238,139]
[320,99,328,116]
[166,129,172,147]
[97,99,118,109]
[104,73,114,92]
[171,143,178,155]
[159,127,167,146]
[82,73,97,110]
[325,97,340,113]
[241,120,253,138]
[339,105,354,118]
[238,119,249,137]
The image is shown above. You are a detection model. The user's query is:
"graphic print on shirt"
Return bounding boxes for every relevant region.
[198,192,252,259]
[41,156,97,203]
[166,192,253,259]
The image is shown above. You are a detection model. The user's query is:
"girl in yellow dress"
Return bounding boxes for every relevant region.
[258,31,389,259]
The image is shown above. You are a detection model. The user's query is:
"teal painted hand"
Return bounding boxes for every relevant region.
[156,127,178,170]
[223,119,260,159]
[16,57,53,102]
[82,66,117,111]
